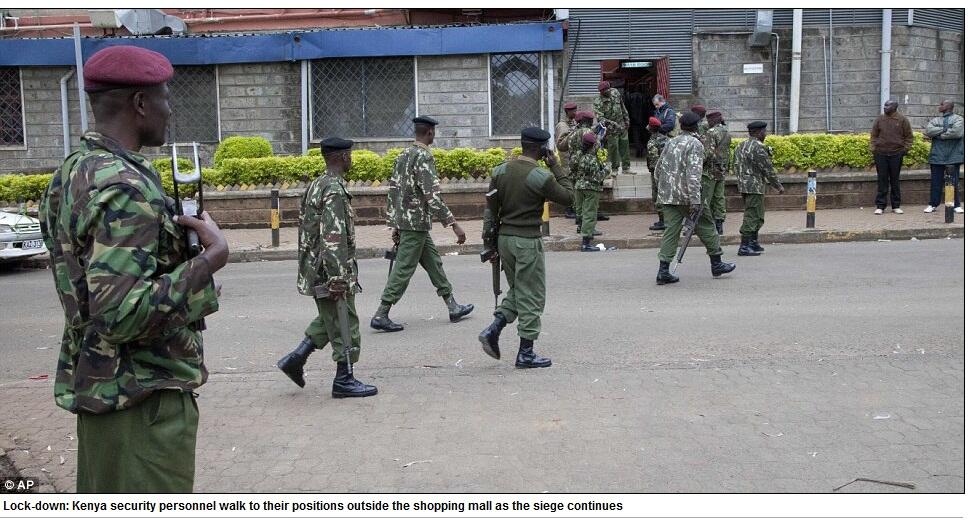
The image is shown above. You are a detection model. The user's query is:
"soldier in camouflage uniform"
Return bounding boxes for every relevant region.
[654,112,736,285]
[38,46,228,493]
[646,116,670,231]
[702,111,730,235]
[733,121,785,256]
[594,80,634,174]
[371,116,473,332]
[692,104,709,135]
[574,133,611,251]
[277,137,376,398]
[555,101,578,220]
[567,111,597,230]
[478,127,574,368]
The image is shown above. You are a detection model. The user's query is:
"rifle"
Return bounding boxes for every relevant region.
[171,141,206,330]
[670,207,701,275]
[313,285,355,376]
[384,234,399,276]
[480,249,501,309]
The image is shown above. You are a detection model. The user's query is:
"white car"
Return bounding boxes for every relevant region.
[0,211,47,262]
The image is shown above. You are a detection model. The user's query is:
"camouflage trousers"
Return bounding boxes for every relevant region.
[304,295,361,363]
[739,193,766,236]
[649,165,663,217]
[496,235,546,341]
[77,390,198,492]
[658,177,723,262]
[575,189,601,238]
[711,177,726,221]
[380,230,453,304]
[606,131,630,170]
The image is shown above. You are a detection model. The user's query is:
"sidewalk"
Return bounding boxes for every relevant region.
[226,207,964,262]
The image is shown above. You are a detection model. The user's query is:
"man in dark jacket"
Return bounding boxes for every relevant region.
[923,100,965,213]
[870,99,913,214]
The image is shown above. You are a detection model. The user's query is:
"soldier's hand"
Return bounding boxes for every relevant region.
[690,203,702,215]
[545,152,559,168]
[776,185,786,194]
[391,228,400,244]
[176,211,229,272]
[452,223,467,245]
[327,280,349,300]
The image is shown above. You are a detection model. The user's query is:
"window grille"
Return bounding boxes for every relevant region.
[0,67,25,147]
[311,57,416,139]
[490,53,542,136]
[168,66,219,143]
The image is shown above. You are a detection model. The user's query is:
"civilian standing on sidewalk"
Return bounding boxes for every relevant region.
[869,99,913,215]
[923,99,965,214]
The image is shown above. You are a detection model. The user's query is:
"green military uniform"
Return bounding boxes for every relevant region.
[733,137,782,238]
[594,88,631,172]
[554,117,577,170]
[646,130,670,217]
[655,131,723,262]
[567,118,594,222]
[573,146,609,240]
[298,170,362,364]
[483,156,573,341]
[696,118,710,135]
[702,122,731,224]
[39,132,220,492]
[381,142,457,304]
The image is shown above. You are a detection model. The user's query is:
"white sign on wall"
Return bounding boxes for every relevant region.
[743,63,764,74]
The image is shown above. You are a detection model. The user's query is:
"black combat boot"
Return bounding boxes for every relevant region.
[516,338,552,368]
[332,362,377,398]
[750,232,765,252]
[596,212,610,221]
[276,337,316,388]
[370,301,404,332]
[564,206,577,220]
[737,235,761,256]
[444,295,474,322]
[478,313,508,360]
[580,237,600,252]
[715,219,724,235]
[649,217,666,231]
[710,255,736,277]
[656,260,679,285]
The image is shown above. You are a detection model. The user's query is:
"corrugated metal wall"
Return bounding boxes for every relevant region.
[567,8,964,97]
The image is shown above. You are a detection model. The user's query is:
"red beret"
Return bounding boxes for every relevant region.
[576,110,595,122]
[691,104,706,114]
[582,132,597,145]
[563,102,578,110]
[84,45,174,93]
[707,110,722,119]
[597,80,611,92]
[648,117,662,127]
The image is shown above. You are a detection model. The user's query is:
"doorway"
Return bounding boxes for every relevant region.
[599,57,668,158]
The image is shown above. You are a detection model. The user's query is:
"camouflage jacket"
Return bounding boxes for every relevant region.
[645,131,669,174]
[702,123,731,179]
[655,132,704,206]
[567,122,594,178]
[733,137,782,194]
[593,88,629,136]
[573,148,609,192]
[297,171,359,296]
[386,142,456,231]
[696,118,710,136]
[38,132,219,415]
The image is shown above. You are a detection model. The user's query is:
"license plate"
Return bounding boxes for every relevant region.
[22,239,43,249]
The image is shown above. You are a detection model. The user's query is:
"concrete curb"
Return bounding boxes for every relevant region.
[225,226,964,264]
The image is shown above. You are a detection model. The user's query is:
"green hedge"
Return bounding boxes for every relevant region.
[729,133,930,171]
[213,136,273,167]
[0,174,53,202]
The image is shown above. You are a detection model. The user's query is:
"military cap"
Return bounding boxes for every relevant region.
[690,104,706,114]
[412,116,439,126]
[679,112,702,127]
[582,132,598,145]
[747,120,769,131]
[320,137,354,155]
[597,80,611,92]
[706,110,722,120]
[521,127,551,143]
[647,116,662,127]
[563,102,578,110]
[575,110,595,122]
[83,45,174,93]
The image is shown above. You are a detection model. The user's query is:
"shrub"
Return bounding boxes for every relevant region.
[0,174,54,202]
[213,136,273,167]
[152,157,194,174]
[345,150,388,183]
[219,156,325,185]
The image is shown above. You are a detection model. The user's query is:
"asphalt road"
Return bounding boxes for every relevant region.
[0,239,964,492]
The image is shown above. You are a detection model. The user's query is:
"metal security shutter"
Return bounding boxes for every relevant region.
[568,9,695,96]
[693,9,793,30]
[802,9,883,26]
[913,9,965,32]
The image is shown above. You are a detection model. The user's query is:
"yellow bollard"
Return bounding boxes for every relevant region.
[806,170,817,228]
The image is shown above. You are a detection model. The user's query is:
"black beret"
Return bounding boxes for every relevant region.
[521,127,551,143]
[412,116,439,126]
[320,137,354,154]
[748,121,768,131]
[679,112,701,127]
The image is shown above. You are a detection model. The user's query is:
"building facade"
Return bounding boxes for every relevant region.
[0,8,964,174]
